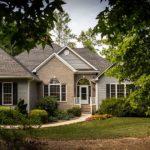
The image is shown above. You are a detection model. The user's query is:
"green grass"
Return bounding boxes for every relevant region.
[26,117,150,140]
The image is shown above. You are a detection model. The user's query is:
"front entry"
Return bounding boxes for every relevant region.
[80,86,89,104]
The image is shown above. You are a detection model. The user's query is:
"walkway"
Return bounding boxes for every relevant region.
[1,114,91,129]
[41,113,91,128]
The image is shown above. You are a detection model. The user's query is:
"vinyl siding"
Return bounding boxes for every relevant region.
[59,49,92,70]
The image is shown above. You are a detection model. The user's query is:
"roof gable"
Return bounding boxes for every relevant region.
[32,53,77,73]
[0,48,37,79]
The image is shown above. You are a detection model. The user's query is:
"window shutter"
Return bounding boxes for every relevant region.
[44,85,49,97]
[0,83,2,105]
[106,84,110,98]
[13,82,18,105]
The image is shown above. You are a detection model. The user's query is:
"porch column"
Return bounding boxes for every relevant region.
[95,82,99,110]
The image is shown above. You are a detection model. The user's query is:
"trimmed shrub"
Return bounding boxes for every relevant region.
[29,109,48,123]
[37,96,58,116]
[98,98,134,117]
[67,107,81,117]
[48,116,58,122]
[0,106,26,125]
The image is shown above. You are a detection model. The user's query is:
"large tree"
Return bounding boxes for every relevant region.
[95,0,150,113]
[51,10,76,48]
[0,0,65,55]
[78,28,101,52]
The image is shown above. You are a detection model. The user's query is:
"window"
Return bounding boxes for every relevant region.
[61,85,66,101]
[106,84,132,99]
[50,85,60,101]
[117,84,124,98]
[44,78,67,102]
[2,83,13,105]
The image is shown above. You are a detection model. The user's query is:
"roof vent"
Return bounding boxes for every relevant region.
[64,50,69,56]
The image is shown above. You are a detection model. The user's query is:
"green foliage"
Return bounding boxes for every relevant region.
[95,0,150,106]
[67,107,81,117]
[29,109,48,124]
[52,10,76,47]
[16,99,27,115]
[54,110,74,120]
[0,0,65,55]
[38,96,58,116]
[78,28,101,52]
[98,98,135,117]
[48,116,58,122]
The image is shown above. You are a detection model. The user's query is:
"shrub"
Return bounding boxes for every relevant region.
[98,98,134,117]
[16,99,27,115]
[29,109,48,123]
[48,116,58,122]
[37,96,58,116]
[67,107,81,117]
[0,106,27,125]
[54,110,74,120]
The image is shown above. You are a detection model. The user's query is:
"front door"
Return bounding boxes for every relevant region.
[80,86,89,104]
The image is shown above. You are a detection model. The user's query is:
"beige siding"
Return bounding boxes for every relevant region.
[18,81,28,104]
[37,57,75,110]
[29,81,38,110]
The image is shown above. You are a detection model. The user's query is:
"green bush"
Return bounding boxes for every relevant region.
[98,98,135,117]
[0,106,27,125]
[29,109,48,123]
[67,107,81,117]
[48,116,58,122]
[54,110,74,120]
[37,96,58,116]
[16,99,27,115]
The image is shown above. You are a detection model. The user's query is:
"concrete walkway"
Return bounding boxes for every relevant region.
[41,113,91,128]
[0,114,91,129]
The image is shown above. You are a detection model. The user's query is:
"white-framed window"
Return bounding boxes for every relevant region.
[106,83,133,99]
[2,82,13,105]
[43,78,66,102]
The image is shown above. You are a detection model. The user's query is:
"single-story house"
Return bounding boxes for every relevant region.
[0,44,131,113]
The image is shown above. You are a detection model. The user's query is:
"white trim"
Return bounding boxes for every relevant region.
[27,81,30,113]
[80,85,89,104]
[32,53,77,73]
[57,46,98,71]
[108,83,130,99]
[2,82,13,106]
[95,64,114,81]
[95,82,99,110]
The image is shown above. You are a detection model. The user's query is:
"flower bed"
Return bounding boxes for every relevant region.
[86,114,113,121]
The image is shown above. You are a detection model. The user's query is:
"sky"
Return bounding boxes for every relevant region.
[63,0,108,35]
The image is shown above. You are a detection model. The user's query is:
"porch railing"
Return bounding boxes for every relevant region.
[74,97,96,105]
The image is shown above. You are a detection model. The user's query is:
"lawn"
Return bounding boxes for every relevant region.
[28,117,150,140]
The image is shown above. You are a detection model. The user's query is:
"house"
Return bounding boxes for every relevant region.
[0,44,131,113]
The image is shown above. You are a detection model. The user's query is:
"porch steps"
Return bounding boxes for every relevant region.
[81,104,91,113]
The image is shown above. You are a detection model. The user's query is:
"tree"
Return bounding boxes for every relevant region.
[95,0,150,111]
[0,0,65,55]
[78,28,101,52]
[51,10,76,48]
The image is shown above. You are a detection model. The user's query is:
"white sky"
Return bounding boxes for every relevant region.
[63,0,108,35]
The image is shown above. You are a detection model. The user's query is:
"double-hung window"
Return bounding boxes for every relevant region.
[2,82,13,105]
[106,84,133,99]
[44,78,66,102]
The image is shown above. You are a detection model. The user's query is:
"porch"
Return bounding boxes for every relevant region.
[74,78,97,114]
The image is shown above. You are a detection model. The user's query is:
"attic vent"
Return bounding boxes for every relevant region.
[64,50,69,56]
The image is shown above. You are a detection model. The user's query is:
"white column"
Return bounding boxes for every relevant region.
[27,80,31,113]
[95,82,99,110]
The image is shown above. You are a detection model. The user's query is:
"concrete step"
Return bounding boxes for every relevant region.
[81,104,91,113]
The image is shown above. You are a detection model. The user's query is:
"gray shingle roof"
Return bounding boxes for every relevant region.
[16,44,111,74]
[74,48,112,73]
[0,48,38,79]
[16,44,61,71]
